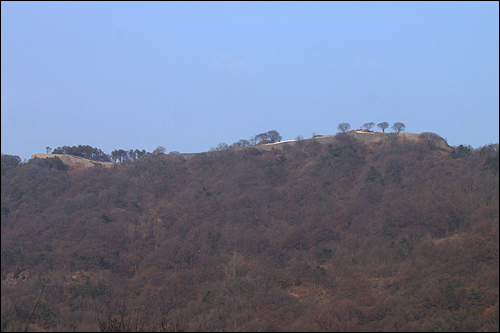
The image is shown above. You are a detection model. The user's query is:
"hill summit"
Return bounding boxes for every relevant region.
[30,131,450,167]
[30,153,115,168]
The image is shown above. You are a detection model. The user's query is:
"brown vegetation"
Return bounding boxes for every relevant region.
[1,135,498,332]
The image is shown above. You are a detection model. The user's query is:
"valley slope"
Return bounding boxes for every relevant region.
[1,133,498,332]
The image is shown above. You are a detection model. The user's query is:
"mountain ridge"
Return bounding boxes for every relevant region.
[30,131,450,166]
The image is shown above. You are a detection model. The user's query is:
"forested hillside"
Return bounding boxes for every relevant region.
[1,133,498,332]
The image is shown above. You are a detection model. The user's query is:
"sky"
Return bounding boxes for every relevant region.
[2,1,499,161]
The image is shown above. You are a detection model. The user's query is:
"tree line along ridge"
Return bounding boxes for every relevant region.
[26,122,407,165]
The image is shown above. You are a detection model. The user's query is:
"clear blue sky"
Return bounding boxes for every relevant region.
[2,1,499,161]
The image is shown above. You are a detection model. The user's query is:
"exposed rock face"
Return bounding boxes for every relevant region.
[30,154,114,168]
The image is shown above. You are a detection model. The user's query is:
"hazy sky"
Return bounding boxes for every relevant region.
[2,1,499,160]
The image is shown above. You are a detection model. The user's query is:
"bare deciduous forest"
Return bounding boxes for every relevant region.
[1,133,498,332]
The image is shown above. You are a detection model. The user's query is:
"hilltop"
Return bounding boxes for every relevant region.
[30,154,115,168]
[254,130,450,151]
[30,131,450,167]
[2,134,498,332]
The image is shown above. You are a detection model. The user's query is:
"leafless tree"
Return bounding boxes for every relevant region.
[362,122,375,131]
[233,139,250,147]
[338,123,351,133]
[377,122,389,133]
[152,146,166,155]
[210,142,229,151]
[267,130,282,143]
[392,122,406,133]
[254,133,269,144]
